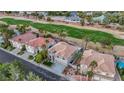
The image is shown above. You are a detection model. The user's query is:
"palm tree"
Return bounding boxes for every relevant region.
[89,60,98,71]
[57,29,67,40]
[86,61,98,81]
[87,71,94,81]
[43,30,48,37]
[16,24,29,34]
[26,72,42,81]
[5,11,12,16]
[76,64,81,74]
[81,36,90,56]
[0,24,12,47]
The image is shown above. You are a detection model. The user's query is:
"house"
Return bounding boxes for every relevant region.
[48,42,80,66]
[9,31,37,49]
[93,15,105,24]
[65,12,80,23]
[79,49,116,81]
[113,45,124,57]
[26,37,55,54]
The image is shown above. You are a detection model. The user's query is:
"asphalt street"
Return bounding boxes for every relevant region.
[0,49,67,81]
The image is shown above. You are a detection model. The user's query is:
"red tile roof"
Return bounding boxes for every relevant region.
[11,31,37,43]
[80,49,115,74]
[27,37,54,48]
[48,42,78,60]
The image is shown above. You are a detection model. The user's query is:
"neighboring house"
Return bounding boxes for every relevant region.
[65,16,80,23]
[26,37,55,54]
[9,31,37,49]
[93,15,105,23]
[65,12,80,23]
[48,42,80,66]
[113,45,124,57]
[80,49,116,81]
[38,11,48,16]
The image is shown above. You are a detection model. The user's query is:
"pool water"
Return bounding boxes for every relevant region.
[116,59,124,69]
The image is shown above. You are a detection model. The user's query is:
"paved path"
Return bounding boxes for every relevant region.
[0,48,67,81]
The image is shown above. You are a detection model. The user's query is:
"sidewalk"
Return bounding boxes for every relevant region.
[0,47,70,80]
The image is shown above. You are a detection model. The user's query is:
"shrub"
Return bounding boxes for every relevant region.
[28,55,34,60]
[43,61,53,67]
[34,53,43,63]
[17,51,24,55]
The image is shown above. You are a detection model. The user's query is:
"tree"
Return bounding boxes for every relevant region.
[34,53,43,63]
[77,11,86,18]
[119,16,124,25]
[0,61,43,81]
[47,17,52,21]
[100,38,112,48]
[76,64,81,74]
[38,14,44,20]
[80,18,85,26]
[57,29,67,40]
[5,11,12,15]
[0,24,14,47]
[26,72,42,81]
[87,71,94,81]
[83,36,90,50]
[89,60,98,71]
[16,24,29,34]
[21,45,26,52]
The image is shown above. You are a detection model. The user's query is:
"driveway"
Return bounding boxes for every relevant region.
[51,62,66,74]
[0,48,67,81]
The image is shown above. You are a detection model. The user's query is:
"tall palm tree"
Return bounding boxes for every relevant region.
[26,72,42,81]
[80,36,90,57]
[86,60,98,80]
[87,71,94,81]
[57,29,67,40]
[89,60,98,71]
[0,24,13,47]
[16,24,29,34]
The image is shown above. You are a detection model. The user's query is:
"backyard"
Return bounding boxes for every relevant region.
[1,18,124,46]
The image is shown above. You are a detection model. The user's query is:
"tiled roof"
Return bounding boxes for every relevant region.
[80,49,115,74]
[48,42,77,60]
[11,31,37,43]
[27,37,54,48]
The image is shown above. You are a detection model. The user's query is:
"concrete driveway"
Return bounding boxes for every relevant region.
[51,62,66,74]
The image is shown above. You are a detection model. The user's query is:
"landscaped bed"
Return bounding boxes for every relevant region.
[1,18,124,46]
[43,61,53,67]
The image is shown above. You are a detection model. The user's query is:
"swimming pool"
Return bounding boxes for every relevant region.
[116,59,124,69]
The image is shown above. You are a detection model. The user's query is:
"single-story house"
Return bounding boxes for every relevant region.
[80,49,116,81]
[48,42,80,66]
[26,37,55,54]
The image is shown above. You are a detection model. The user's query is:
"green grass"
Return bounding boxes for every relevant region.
[1,18,124,45]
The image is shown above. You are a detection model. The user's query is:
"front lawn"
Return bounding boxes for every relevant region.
[1,18,124,45]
